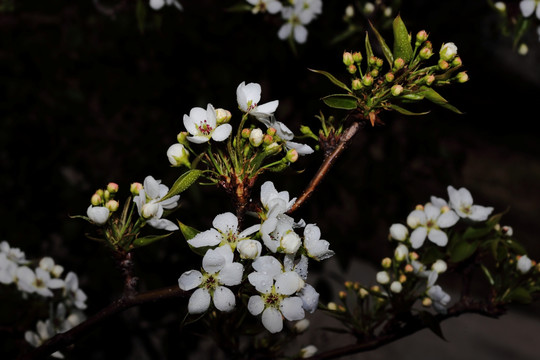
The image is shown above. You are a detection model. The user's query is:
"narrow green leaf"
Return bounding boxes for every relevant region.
[178,221,200,241]
[505,239,526,255]
[388,104,430,116]
[450,240,479,263]
[135,0,147,34]
[162,169,202,202]
[417,86,463,114]
[480,264,495,286]
[392,15,413,62]
[462,225,492,240]
[369,21,393,66]
[133,233,172,248]
[309,69,351,92]
[419,311,446,341]
[365,31,374,60]
[506,287,532,304]
[321,94,358,110]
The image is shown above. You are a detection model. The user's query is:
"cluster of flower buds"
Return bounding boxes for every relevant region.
[86,182,120,225]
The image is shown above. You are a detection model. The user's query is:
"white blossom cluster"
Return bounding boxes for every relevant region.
[246,0,323,44]
[178,181,334,333]
[380,186,494,313]
[0,241,87,358]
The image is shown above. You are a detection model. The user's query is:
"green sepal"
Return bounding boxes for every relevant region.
[267,162,289,173]
[388,103,430,116]
[161,169,203,202]
[132,233,173,248]
[321,94,358,110]
[449,239,479,263]
[417,86,463,114]
[392,15,413,63]
[309,68,351,93]
[418,311,446,341]
[369,21,393,66]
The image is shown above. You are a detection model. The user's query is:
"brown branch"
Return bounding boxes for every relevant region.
[18,285,189,360]
[288,121,364,214]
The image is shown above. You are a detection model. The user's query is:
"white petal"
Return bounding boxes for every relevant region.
[428,229,448,247]
[437,210,459,228]
[256,100,279,115]
[294,25,308,44]
[286,141,314,155]
[424,203,440,221]
[407,209,426,228]
[248,272,274,293]
[178,270,203,290]
[48,279,65,289]
[410,227,427,249]
[298,284,319,313]
[238,224,260,238]
[187,135,210,144]
[188,228,221,248]
[218,262,244,286]
[303,224,320,242]
[469,205,494,221]
[202,247,226,274]
[520,0,536,17]
[262,307,283,333]
[236,82,248,112]
[247,295,265,315]
[183,114,197,135]
[430,196,448,209]
[187,288,211,314]
[143,176,161,200]
[275,271,303,296]
[86,206,109,225]
[252,255,282,277]
[211,124,232,142]
[278,23,292,40]
[147,218,179,231]
[212,286,236,312]
[212,212,238,234]
[260,181,277,207]
[280,296,305,321]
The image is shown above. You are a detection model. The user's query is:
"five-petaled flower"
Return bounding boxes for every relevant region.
[134,175,180,231]
[183,104,232,144]
[407,203,459,249]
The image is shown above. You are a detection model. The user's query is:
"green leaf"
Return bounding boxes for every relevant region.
[321,94,358,110]
[178,221,200,241]
[365,31,374,60]
[392,15,413,63]
[388,104,430,116]
[309,69,351,92]
[480,264,495,286]
[419,311,446,341]
[162,169,202,202]
[369,21,393,66]
[450,239,479,263]
[462,225,493,240]
[133,233,173,248]
[417,86,463,114]
[135,0,147,34]
[505,239,526,255]
[491,239,508,262]
[506,287,532,304]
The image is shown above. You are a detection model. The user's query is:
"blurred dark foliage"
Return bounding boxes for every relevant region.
[1,0,540,358]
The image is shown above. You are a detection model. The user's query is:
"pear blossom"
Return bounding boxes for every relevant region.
[0,241,27,264]
[237,239,263,259]
[86,205,110,225]
[517,255,533,274]
[167,143,190,167]
[389,223,409,241]
[427,285,451,314]
[178,246,243,314]
[63,271,88,310]
[390,281,403,293]
[0,253,18,284]
[16,266,65,297]
[149,0,183,11]
[247,0,283,14]
[303,224,334,261]
[236,81,279,116]
[447,186,494,221]
[134,175,180,231]
[183,103,232,144]
[25,320,64,359]
[247,256,306,333]
[187,212,260,252]
[260,181,296,219]
[407,203,459,249]
[278,0,322,44]
[520,0,540,19]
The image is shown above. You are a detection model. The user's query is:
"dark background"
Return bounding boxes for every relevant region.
[1,1,539,358]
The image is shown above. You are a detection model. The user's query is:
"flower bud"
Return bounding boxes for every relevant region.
[87,205,110,225]
[176,131,189,145]
[502,226,513,236]
[39,257,55,272]
[409,251,419,261]
[266,127,277,136]
[517,255,533,274]
[352,78,363,91]
[106,199,119,212]
[390,223,408,241]
[422,297,432,307]
[393,58,405,71]
[424,74,435,86]
[370,285,380,293]
[344,281,353,289]
[343,51,354,66]
[390,281,402,293]
[141,202,159,219]
[432,259,447,274]
[347,64,357,74]
[376,271,390,285]
[249,128,264,147]
[363,2,375,14]
[399,274,407,283]
[327,302,337,310]
[404,264,414,273]
[362,74,373,87]
[263,142,281,156]
[130,182,142,195]
[352,51,363,63]
[344,5,355,18]
[440,42,458,62]
[391,84,403,96]
[167,143,190,168]
[107,182,119,194]
[285,149,299,163]
[381,257,392,269]
[300,125,317,139]
[394,244,409,262]
[280,231,301,253]
[294,319,310,333]
[299,345,318,358]
[451,56,462,67]
[359,288,369,298]
[237,240,261,259]
[51,264,64,278]
[215,108,231,124]
[241,128,251,138]
[370,68,379,78]
[494,1,506,12]
[438,59,449,70]
[419,47,433,60]
[91,193,102,206]
[415,30,428,46]
[375,57,384,68]
[456,71,469,83]
[338,291,347,299]
[384,72,395,82]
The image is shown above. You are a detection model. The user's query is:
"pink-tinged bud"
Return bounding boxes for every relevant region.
[404,264,414,273]
[391,84,403,96]
[419,47,433,60]
[106,182,119,194]
[344,281,353,289]
[438,59,449,70]
[451,56,462,67]
[415,204,424,211]
[385,72,395,82]
[352,51,363,63]
[352,78,362,91]
[410,252,419,261]
[440,42,458,62]
[338,291,347,299]
[370,68,379,77]
[286,149,299,163]
[375,57,384,68]
[381,257,392,269]
[266,127,277,136]
[263,134,273,145]
[393,58,405,71]
[502,226,513,236]
[249,128,264,147]
[176,131,189,145]
[416,30,428,45]
[105,199,119,212]
[424,74,435,86]
[347,64,357,74]
[130,182,143,195]
[456,71,469,83]
[362,74,373,87]
[215,108,231,125]
[368,56,377,66]
[399,274,407,283]
[343,51,354,66]
[241,128,251,139]
[91,193,102,206]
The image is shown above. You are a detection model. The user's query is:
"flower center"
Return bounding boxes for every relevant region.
[198,120,213,136]
[460,205,471,215]
[263,292,281,308]
[203,274,218,291]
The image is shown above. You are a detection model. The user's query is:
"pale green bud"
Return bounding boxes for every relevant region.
[352,78,363,91]
[347,64,357,74]
[456,71,469,83]
[106,182,119,194]
[176,131,189,146]
[362,74,373,87]
[343,51,354,66]
[91,193,102,206]
[439,42,458,62]
[438,59,449,70]
[391,84,403,96]
[384,72,395,82]
[393,58,405,71]
[249,128,264,147]
[215,108,231,125]
[415,30,428,46]
[130,182,143,195]
[105,199,119,212]
[381,257,392,269]
[352,51,363,63]
[285,149,299,163]
[419,47,433,60]
[167,143,190,168]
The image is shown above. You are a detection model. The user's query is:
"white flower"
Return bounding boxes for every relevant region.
[247,256,305,333]
[149,0,183,11]
[431,259,448,274]
[407,203,459,249]
[427,285,451,314]
[25,320,64,358]
[134,175,180,231]
[16,266,64,297]
[520,0,540,19]
[390,281,403,293]
[260,181,296,218]
[447,186,494,221]
[183,103,232,144]
[394,244,409,262]
[178,246,243,314]
[0,241,26,264]
[303,224,334,261]
[299,345,318,358]
[0,253,18,284]
[439,42,458,61]
[236,81,279,116]
[278,0,322,44]
[376,271,390,285]
[517,255,533,274]
[86,205,110,225]
[187,212,260,252]
[247,0,283,14]
[389,223,408,241]
[166,143,189,167]
[237,239,263,259]
[64,271,88,310]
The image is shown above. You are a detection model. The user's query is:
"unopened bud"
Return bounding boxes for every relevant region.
[352,78,363,91]
[294,319,310,333]
[399,274,407,283]
[299,345,318,358]
[422,297,432,307]
[107,182,119,194]
[393,58,405,71]
[410,251,419,261]
[494,2,506,12]
[237,239,261,259]
[456,71,469,83]
[362,74,373,87]
[241,128,251,138]
[359,288,369,298]
[370,68,379,77]
[167,143,190,168]
[502,226,513,236]
[352,51,363,63]
[266,127,277,136]
[106,199,119,212]
[344,281,354,289]
[440,42,458,62]
[438,59,449,70]
[285,149,299,163]
[404,264,414,273]
[394,244,409,262]
[347,64,357,74]
[327,302,337,310]
[419,47,433,60]
[381,257,392,269]
[263,134,273,145]
[370,285,380,293]
[451,56,462,67]
[391,84,403,96]
[339,291,347,299]
[416,30,428,46]
[376,271,390,285]
[215,108,231,125]
[375,57,384,68]
[130,182,143,195]
[385,72,395,82]
[91,193,102,206]
[249,128,264,147]
[390,281,402,293]
[343,51,354,66]
[280,231,301,253]
[176,131,189,145]
[432,259,447,274]
[141,203,159,219]
[424,74,435,86]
